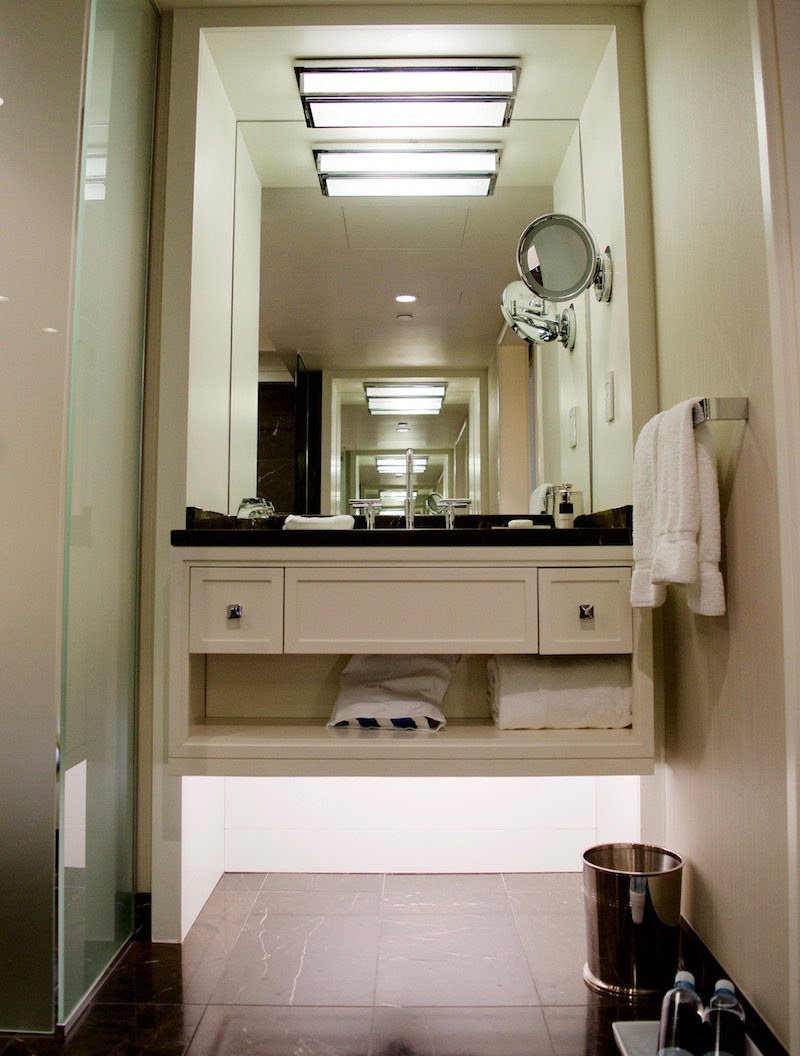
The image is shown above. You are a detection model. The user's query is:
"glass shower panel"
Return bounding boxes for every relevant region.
[58,0,157,1023]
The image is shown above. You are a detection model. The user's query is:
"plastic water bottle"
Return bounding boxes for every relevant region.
[702,979,746,1056]
[657,970,705,1056]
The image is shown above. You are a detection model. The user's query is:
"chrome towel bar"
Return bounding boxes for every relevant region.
[692,397,749,426]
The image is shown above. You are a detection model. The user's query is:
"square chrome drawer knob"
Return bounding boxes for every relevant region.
[579,603,595,620]
[226,603,243,620]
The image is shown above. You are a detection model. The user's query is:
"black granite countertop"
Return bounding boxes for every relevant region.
[171,507,633,547]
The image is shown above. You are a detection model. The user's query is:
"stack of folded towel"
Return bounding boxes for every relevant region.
[326,654,459,730]
[630,398,725,616]
[487,655,632,730]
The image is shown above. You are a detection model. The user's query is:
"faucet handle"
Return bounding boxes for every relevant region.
[348,497,382,529]
[436,498,471,530]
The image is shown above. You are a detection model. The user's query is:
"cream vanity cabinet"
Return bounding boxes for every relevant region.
[169,542,653,777]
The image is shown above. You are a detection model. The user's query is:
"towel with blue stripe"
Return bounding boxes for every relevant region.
[326,654,459,731]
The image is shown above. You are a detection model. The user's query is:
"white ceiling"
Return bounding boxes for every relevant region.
[196,17,614,466]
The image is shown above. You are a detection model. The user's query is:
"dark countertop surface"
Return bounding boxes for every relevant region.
[171,507,633,548]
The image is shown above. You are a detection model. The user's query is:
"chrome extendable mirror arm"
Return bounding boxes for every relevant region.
[511,302,575,349]
[501,281,576,350]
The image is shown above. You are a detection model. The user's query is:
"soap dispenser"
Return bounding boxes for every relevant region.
[555,484,574,529]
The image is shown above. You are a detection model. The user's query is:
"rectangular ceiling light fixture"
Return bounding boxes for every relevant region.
[376,456,429,474]
[314,146,500,197]
[365,383,447,415]
[295,59,519,129]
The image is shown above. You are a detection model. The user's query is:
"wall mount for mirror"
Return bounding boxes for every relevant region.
[517,213,612,304]
[501,280,576,349]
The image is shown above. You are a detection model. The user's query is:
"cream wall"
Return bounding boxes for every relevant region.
[644,0,789,1042]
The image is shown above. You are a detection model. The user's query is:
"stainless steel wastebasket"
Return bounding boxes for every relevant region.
[582,842,683,999]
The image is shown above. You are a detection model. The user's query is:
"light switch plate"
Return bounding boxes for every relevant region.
[605,371,615,422]
[569,406,578,448]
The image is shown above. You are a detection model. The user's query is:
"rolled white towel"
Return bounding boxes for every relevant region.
[487,655,632,730]
[283,514,355,530]
[530,484,553,516]
[327,654,459,730]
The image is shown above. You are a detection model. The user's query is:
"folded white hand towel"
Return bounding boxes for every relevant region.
[486,655,632,730]
[651,399,702,585]
[529,484,552,516]
[283,514,355,530]
[631,412,667,608]
[686,422,726,615]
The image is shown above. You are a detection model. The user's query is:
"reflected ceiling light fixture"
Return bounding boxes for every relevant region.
[381,488,417,505]
[365,383,447,415]
[295,59,520,129]
[395,294,416,303]
[84,151,107,201]
[396,421,410,433]
[314,145,501,197]
[376,456,428,474]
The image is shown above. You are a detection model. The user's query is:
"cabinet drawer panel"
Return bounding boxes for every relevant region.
[189,567,284,653]
[538,567,632,654]
[284,566,538,653]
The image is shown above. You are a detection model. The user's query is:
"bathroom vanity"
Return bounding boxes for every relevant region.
[169,523,654,778]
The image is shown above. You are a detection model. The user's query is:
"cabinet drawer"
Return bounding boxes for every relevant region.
[189,567,284,653]
[538,567,632,654]
[284,566,538,653]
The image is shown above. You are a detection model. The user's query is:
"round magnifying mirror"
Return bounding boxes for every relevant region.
[517,213,611,303]
[426,492,443,513]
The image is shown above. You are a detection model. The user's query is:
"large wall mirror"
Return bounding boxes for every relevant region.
[185,19,635,519]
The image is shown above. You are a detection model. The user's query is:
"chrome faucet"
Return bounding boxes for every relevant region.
[404,447,415,529]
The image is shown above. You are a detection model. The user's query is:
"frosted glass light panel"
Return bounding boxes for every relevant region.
[58,0,157,1023]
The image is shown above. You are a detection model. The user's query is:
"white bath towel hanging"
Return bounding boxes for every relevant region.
[685,421,726,615]
[630,412,667,608]
[631,397,726,615]
[650,399,702,586]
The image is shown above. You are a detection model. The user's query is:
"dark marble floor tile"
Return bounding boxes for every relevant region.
[260,873,384,893]
[185,1004,372,1056]
[512,910,590,1006]
[248,889,383,917]
[383,874,510,915]
[544,999,662,1056]
[0,1038,63,1056]
[0,1005,204,1056]
[66,1004,204,1056]
[376,912,539,1007]
[93,943,218,1007]
[371,1006,555,1056]
[215,873,266,893]
[209,912,381,1006]
[505,873,585,915]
